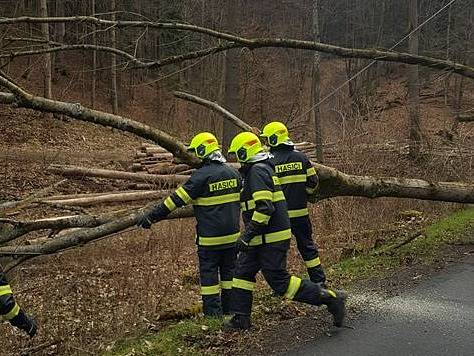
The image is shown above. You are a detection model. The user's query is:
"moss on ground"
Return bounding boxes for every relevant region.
[104,208,474,356]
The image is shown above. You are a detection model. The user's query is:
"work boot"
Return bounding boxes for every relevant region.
[10,310,37,338]
[223,314,251,330]
[320,289,346,327]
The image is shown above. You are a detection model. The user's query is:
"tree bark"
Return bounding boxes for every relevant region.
[311,0,323,162]
[39,0,52,99]
[41,190,170,206]
[222,0,240,150]
[408,0,422,158]
[110,0,119,114]
[91,0,97,108]
[54,0,66,77]
[47,165,189,185]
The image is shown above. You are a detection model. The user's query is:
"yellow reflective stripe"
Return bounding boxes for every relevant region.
[288,208,309,218]
[272,176,281,185]
[241,191,285,212]
[2,303,20,321]
[194,193,240,206]
[198,232,240,246]
[220,280,233,290]
[232,278,255,291]
[273,191,285,202]
[164,197,177,211]
[176,187,192,204]
[278,174,307,185]
[284,276,302,300]
[327,289,337,298]
[305,257,321,268]
[252,190,273,201]
[241,200,256,211]
[252,211,271,224]
[0,285,13,297]
[249,228,292,246]
[201,284,220,295]
[307,167,316,177]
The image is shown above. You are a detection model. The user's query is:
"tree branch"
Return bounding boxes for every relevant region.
[1,39,237,70]
[0,16,473,78]
[173,91,253,131]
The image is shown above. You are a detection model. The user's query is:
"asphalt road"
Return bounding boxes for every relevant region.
[289,253,474,356]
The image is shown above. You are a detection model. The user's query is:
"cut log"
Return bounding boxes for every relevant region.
[47,164,189,185]
[126,183,162,190]
[42,190,170,206]
[144,147,171,155]
[146,164,191,175]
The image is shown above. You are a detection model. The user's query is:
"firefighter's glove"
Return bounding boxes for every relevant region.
[237,233,254,252]
[137,205,167,229]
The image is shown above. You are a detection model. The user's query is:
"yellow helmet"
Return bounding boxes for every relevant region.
[261,121,290,147]
[228,132,263,162]
[187,132,220,158]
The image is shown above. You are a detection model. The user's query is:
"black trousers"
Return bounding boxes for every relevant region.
[198,246,237,316]
[291,216,326,284]
[230,240,324,316]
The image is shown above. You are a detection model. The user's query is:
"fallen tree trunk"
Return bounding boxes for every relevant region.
[313,163,474,203]
[0,76,199,166]
[47,164,189,185]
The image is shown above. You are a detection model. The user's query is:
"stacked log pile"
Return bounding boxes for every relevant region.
[131,143,194,175]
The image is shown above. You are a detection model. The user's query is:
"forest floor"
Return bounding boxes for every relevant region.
[1,60,474,355]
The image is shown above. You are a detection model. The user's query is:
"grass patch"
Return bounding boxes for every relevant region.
[103,317,223,356]
[328,208,474,285]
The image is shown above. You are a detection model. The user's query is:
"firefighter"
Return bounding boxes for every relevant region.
[1,267,37,337]
[260,121,326,284]
[225,132,345,330]
[137,132,241,317]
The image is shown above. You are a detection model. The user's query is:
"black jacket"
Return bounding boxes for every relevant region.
[270,145,318,218]
[158,160,242,249]
[239,158,291,246]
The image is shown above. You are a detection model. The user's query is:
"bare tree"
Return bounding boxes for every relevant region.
[222,0,241,150]
[91,0,97,108]
[408,0,421,158]
[110,0,119,114]
[39,0,52,99]
[311,0,323,162]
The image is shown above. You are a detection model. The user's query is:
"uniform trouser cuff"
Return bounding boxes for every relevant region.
[293,279,324,306]
[229,288,253,316]
[202,295,222,317]
[221,289,232,315]
[307,265,326,284]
